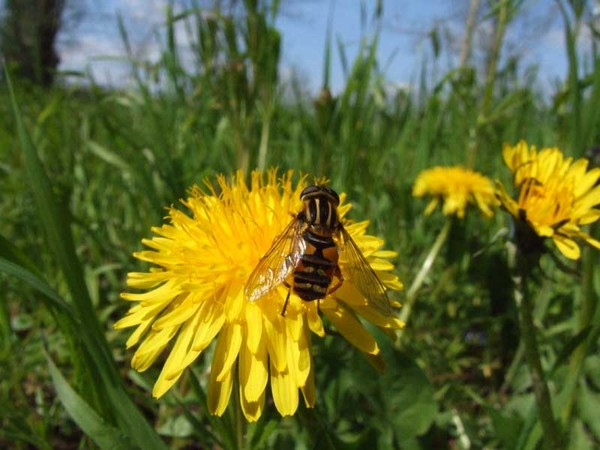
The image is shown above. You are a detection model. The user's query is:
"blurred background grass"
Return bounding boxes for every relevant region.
[1,0,599,448]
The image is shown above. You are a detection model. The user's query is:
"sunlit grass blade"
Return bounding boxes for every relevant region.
[6,69,167,449]
[321,2,334,90]
[46,353,136,450]
[579,59,600,152]
[557,0,585,153]
[86,140,132,172]
[7,69,111,367]
[336,34,349,78]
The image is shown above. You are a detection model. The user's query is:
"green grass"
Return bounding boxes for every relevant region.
[1,1,599,448]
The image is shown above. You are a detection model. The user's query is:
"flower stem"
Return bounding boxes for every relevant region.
[399,219,452,328]
[509,242,563,449]
[233,379,246,450]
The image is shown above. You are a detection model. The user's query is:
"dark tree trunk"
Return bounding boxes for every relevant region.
[1,0,65,87]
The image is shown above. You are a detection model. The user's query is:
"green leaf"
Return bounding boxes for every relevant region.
[249,418,279,450]
[46,353,137,450]
[156,415,193,438]
[351,336,438,442]
[569,418,596,450]
[382,351,437,441]
[584,355,600,391]
[488,407,524,450]
[578,381,600,440]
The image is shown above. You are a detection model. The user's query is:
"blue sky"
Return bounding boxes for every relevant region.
[57,0,583,93]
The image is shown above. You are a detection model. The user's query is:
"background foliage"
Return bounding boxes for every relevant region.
[1,0,599,448]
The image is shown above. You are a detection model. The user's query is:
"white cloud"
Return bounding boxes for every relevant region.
[57,0,572,90]
[120,0,166,22]
[57,0,170,85]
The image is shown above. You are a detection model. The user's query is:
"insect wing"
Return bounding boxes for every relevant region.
[339,227,393,315]
[244,217,305,302]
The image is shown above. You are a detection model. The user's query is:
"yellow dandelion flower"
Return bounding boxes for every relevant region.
[114,169,404,421]
[496,140,600,259]
[412,166,497,218]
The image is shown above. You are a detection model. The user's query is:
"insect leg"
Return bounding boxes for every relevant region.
[327,265,344,295]
[281,281,292,316]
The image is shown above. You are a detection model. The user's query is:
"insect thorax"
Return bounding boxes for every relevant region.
[301,195,339,231]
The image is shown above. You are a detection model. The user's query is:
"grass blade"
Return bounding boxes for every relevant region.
[46,353,136,450]
[0,256,75,317]
[5,68,167,449]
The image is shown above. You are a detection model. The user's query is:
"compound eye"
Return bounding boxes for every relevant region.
[325,187,340,205]
[300,184,340,205]
[300,185,319,199]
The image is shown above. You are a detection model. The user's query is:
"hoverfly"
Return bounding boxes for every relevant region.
[244,184,392,316]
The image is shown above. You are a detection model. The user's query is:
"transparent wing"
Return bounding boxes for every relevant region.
[338,227,393,315]
[244,217,305,302]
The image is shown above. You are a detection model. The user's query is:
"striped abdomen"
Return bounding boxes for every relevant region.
[292,229,339,301]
